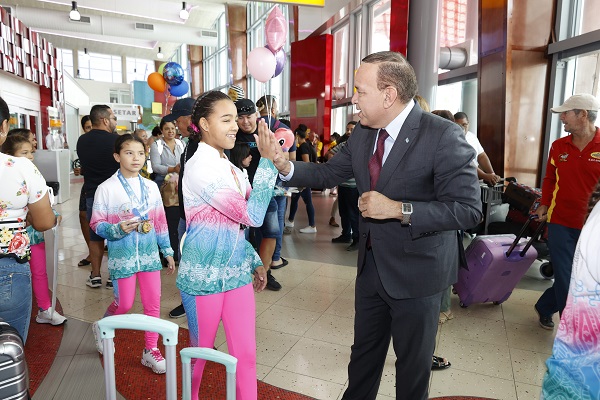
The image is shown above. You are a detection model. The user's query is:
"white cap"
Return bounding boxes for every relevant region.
[551,94,600,113]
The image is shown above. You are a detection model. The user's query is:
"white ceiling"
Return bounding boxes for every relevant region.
[2,0,241,60]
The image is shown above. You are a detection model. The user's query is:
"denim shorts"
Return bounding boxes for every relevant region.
[85,196,104,242]
[0,257,32,343]
[259,197,280,239]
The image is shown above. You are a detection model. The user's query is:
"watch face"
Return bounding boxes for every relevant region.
[402,203,412,214]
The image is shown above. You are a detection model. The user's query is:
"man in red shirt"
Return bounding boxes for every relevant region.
[535,94,600,329]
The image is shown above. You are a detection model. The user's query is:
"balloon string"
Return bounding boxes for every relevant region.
[266,88,272,128]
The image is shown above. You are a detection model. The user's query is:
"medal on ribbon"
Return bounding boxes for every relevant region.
[117,171,152,234]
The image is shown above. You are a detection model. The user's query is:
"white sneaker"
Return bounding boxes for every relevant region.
[36,307,67,325]
[92,321,103,354]
[299,226,317,233]
[141,348,166,374]
[285,219,295,228]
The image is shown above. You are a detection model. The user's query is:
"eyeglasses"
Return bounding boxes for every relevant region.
[106,116,118,121]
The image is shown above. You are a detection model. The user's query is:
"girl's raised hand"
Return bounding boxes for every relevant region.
[254,120,281,162]
[165,256,176,274]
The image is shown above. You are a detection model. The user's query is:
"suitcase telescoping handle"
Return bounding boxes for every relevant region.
[505,215,546,257]
[181,348,238,400]
[97,315,179,400]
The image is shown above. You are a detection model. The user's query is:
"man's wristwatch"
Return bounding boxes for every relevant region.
[401,202,413,225]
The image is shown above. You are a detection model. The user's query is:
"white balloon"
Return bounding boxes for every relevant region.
[247,47,277,83]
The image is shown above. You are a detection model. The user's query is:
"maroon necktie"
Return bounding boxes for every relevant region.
[368,129,389,190]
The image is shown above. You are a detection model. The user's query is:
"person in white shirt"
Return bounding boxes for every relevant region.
[454,112,501,185]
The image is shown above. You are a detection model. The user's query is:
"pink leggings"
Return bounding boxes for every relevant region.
[30,243,51,311]
[104,270,161,350]
[182,284,257,400]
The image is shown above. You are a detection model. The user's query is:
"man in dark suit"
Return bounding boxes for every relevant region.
[272,51,481,399]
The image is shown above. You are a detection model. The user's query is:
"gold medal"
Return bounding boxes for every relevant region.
[138,220,152,234]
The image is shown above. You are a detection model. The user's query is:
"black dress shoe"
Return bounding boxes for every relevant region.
[266,270,282,291]
[270,257,289,270]
[347,240,359,251]
[332,235,352,243]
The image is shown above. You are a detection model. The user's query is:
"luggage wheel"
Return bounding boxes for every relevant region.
[451,287,457,295]
[539,262,554,280]
[459,302,467,308]
[493,301,502,305]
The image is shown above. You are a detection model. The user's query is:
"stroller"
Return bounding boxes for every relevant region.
[486,178,554,279]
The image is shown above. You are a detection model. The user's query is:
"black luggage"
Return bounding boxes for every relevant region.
[0,321,29,400]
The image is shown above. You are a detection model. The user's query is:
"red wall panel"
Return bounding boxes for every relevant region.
[290,34,333,143]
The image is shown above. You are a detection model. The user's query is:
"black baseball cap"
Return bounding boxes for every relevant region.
[235,98,257,116]
[163,97,195,122]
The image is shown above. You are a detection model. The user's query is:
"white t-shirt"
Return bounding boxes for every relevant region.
[0,153,49,260]
[465,131,484,165]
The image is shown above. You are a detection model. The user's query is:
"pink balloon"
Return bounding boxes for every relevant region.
[265,6,287,53]
[274,128,294,152]
[247,47,276,83]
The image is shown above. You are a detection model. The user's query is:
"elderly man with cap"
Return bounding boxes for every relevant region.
[234,98,284,290]
[534,93,600,329]
[163,97,194,319]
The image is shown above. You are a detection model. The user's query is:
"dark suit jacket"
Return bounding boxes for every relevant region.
[287,104,482,299]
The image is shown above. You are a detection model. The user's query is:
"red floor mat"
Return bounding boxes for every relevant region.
[25,299,65,397]
[102,328,315,399]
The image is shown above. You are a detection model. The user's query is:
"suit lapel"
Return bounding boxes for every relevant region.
[375,106,422,191]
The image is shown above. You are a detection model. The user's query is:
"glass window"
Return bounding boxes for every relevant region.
[333,24,350,88]
[126,58,155,83]
[246,3,291,113]
[109,89,133,104]
[78,51,122,83]
[355,12,363,66]
[369,0,391,53]
[439,0,467,47]
[203,13,229,92]
[564,50,600,100]
[60,49,74,77]
[576,0,600,37]
[435,82,464,114]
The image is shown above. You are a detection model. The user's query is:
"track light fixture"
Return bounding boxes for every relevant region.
[157,47,164,59]
[69,1,81,21]
[179,2,189,20]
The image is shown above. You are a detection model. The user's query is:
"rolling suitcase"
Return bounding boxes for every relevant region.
[96,314,179,400]
[181,347,237,400]
[455,218,546,307]
[0,321,29,400]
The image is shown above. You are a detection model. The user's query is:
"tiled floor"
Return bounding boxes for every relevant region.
[33,181,557,399]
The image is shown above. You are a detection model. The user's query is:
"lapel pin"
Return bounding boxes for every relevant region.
[405,138,409,143]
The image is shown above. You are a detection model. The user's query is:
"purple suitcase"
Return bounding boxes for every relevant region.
[455,219,545,307]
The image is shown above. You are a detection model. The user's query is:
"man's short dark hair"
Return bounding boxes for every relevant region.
[362,51,418,104]
[347,121,357,127]
[454,112,468,121]
[90,105,112,126]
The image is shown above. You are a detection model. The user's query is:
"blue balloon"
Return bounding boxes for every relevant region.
[163,62,184,86]
[168,80,189,97]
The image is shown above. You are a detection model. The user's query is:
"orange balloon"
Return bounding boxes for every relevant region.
[147,72,167,92]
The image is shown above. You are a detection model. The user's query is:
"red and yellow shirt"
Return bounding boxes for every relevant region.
[541,127,600,229]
